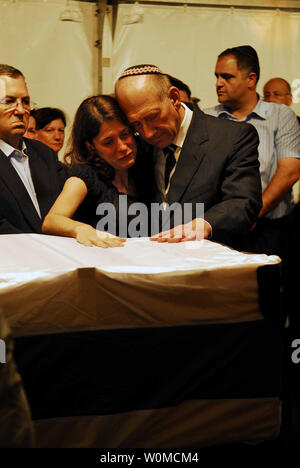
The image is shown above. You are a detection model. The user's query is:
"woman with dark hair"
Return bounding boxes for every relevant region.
[42,95,153,247]
[34,107,66,154]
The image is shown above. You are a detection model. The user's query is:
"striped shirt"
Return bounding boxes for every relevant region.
[204,99,300,219]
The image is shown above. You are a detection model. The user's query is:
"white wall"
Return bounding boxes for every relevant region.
[0,0,98,157]
[104,3,300,114]
[103,2,300,198]
[1,0,299,191]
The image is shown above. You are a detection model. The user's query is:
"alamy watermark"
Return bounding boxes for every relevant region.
[291,339,300,364]
[0,339,6,363]
[95,195,205,239]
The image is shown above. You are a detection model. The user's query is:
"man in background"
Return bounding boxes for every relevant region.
[166,74,201,109]
[166,74,193,105]
[263,77,300,124]
[0,64,67,234]
[263,77,292,106]
[205,46,300,257]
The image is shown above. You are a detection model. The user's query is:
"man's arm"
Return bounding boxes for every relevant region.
[202,123,262,238]
[259,158,300,218]
[151,122,262,243]
[259,106,300,218]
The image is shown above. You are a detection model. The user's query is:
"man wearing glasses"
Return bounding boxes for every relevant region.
[263,77,300,124]
[0,64,66,234]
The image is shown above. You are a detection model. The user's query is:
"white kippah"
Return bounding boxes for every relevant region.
[118,64,163,80]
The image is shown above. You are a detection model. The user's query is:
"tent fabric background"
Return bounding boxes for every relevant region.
[0,0,98,157]
[105,3,300,115]
[103,2,300,197]
[0,0,299,196]
[2,2,298,119]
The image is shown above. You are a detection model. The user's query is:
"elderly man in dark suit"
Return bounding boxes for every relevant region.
[0,64,67,234]
[115,64,262,248]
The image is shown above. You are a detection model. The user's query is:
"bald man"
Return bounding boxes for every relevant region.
[264,77,300,124]
[115,64,262,248]
[263,78,293,106]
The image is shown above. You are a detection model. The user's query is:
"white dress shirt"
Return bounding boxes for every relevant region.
[0,139,41,217]
[154,102,193,201]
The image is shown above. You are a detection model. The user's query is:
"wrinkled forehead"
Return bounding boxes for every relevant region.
[0,74,28,98]
[116,75,163,117]
[0,76,8,98]
[117,75,161,100]
[264,79,289,93]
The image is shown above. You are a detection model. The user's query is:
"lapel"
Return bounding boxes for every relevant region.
[27,142,54,218]
[0,147,42,232]
[167,107,209,204]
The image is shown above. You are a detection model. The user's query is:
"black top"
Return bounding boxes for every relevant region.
[68,143,155,237]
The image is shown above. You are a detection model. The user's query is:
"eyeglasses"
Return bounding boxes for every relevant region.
[0,96,33,112]
[263,92,290,98]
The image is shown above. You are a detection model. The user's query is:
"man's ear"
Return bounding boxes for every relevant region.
[168,86,181,110]
[248,72,258,89]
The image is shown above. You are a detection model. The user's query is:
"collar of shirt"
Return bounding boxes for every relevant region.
[214,96,269,122]
[172,102,193,152]
[154,101,193,170]
[0,138,27,159]
[154,103,193,201]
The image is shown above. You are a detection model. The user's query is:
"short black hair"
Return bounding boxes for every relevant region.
[33,107,66,130]
[0,64,24,78]
[165,74,191,99]
[218,45,260,83]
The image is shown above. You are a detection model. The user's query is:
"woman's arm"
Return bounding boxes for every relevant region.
[42,177,125,247]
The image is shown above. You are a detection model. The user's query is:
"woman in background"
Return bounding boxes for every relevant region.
[42,95,153,247]
[34,107,66,155]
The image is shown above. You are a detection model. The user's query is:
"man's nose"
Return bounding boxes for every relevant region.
[142,122,156,140]
[14,102,27,114]
[216,76,223,87]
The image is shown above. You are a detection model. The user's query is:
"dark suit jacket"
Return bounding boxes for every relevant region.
[0,138,67,234]
[155,106,262,246]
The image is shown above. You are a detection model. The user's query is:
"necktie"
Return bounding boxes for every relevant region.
[164,144,177,189]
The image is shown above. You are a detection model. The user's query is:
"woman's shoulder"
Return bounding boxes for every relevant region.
[68,164,108,194]
[68,163,95,178]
